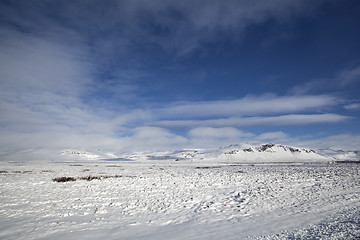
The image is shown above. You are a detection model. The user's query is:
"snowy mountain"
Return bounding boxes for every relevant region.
[58,143,360,163]
[59,150,102,161]
[316,148,360,162]
[58,150,119,161]
[109,143,333,163]
[199,143,329,162]
[7,143,356,162]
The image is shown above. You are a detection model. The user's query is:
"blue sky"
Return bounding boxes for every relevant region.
[1,0,360,158]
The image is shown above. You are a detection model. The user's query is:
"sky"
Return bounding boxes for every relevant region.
[1,0,360,160]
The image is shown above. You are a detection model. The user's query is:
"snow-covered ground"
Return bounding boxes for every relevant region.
[0,159,359,239]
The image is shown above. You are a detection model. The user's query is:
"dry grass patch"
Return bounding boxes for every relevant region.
[53,177,77,182]
[195,166,222,169]
[53,175,125,182]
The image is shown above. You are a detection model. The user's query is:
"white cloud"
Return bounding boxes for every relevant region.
[119,127,188,152]
[0,30,91,135]
[344,103,360,110]
[257,132,288,141]
[0,28,98,135]
[294,134,360,151]
[290,65,360,95]
[338,65,360,86]
[141,0,324,55]
[0,0,325,56]
[153,114,349,129]
[0,29,92,97]
[188,127,253,148]
[0,28,147,156]
[189,127,247,139]
[0,31,350,156]
[155,95,340,119]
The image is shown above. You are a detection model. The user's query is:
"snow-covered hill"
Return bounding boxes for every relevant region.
[58,150,119,162]
[3,143,358,162]
[59,143,360,163]
[213,143,328,162]
[317,148,360,162]
[112,143,331,163]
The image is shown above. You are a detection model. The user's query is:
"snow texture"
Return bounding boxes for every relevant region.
[0,158,359,239]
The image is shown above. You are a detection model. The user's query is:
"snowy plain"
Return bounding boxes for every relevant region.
[0,145,359,239]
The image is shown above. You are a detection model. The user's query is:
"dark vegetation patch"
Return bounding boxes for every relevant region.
[69,164,83,166]
[195,166,222,169]
[228,163,255,167]
[0,170,8,173]
[335,160,360,164]
[81,169,90,172]
[53,177,77,182]
[53,175,129,182]
[42,170,54,173]
[79,175,102,181]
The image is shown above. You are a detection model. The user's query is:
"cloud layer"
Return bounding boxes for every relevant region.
[154,95,341,118]
[0,0,359,160]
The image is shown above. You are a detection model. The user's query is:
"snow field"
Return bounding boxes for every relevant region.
[0,161,359,239]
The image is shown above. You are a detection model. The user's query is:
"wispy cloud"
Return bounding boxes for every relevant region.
[0,29,92,97]
[151,94,347,131]
[0,27,120,154]
[155,95,341,119]
[129,0,321,55]
[338,66,360,86]
[120,127,188,152]
[0,0,324,56]
[152,114,349,129]
[0,27,350,155]
[188,127,253,148]
[294,134,360,151]
[290,65,360,95]
[257,131,289,141]
[344,103,360,110]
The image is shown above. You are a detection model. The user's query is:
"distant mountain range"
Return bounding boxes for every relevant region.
[57,143,359,162]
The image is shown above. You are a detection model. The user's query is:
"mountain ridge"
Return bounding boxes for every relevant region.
[1,143,358,162]
[58,143,359,163]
